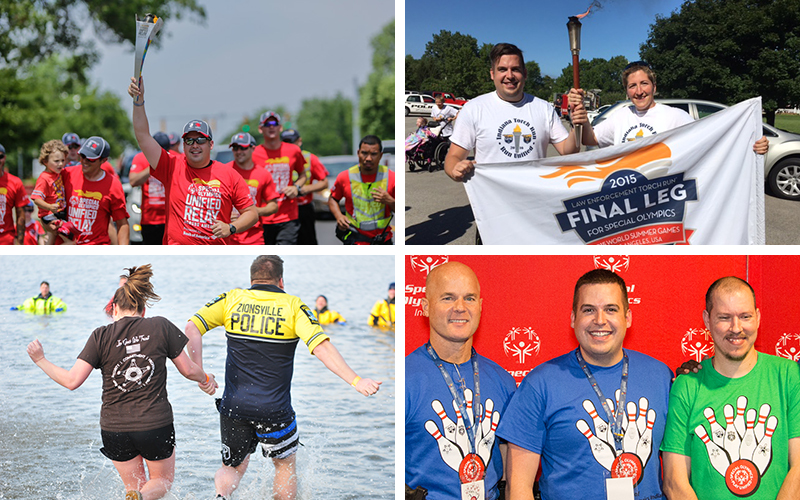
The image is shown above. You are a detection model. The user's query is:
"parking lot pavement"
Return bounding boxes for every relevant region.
[404,116,800,245]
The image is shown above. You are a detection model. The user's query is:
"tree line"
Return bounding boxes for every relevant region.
[406,0,800,126]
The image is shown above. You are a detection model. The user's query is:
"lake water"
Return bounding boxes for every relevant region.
[0,254,395,500]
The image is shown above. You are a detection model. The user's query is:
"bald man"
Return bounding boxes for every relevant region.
[405,262,516,500]
[662,276,800,500]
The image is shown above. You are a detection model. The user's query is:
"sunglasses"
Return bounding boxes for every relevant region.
[231,145,251,151]
[79,154,101,162]
[184,137,211,145]
[0,154,5,159]
[262,122,280,128]
[68,144,81,149]
[624,60,651,70]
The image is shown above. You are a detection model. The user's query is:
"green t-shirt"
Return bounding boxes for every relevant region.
[661,353,800,499]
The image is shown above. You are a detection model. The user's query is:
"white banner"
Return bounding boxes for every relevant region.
[464,97,765,245]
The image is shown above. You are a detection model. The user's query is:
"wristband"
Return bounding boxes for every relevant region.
[204,373,209,384]
[351,376,361,387]
[133,100,145,107]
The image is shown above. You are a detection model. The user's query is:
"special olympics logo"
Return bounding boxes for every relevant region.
[409,255,449,275]
[503,327,540,364]
[594,255,630,273]
[775,333,800,361]
[681,328,715,362]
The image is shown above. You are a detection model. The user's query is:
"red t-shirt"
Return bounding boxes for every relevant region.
[153,151,254,245]
[62,166,129,245]
[251,143,305,223]
[0,171,29,244]
[297,152,329,206]
[130,151,166,225]
[228,162,280,245]
[24,219,44,244]
[330,168,395,242]
[31,170,66,218]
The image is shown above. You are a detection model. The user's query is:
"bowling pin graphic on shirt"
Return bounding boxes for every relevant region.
[425,393,501,473]
[577,396,657,476]
[695,397,778,496]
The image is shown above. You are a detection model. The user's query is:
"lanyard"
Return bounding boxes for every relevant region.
[575,348,629,452]
[426,342,481,454]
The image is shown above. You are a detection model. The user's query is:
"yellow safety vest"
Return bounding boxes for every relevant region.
[347,165,391,232]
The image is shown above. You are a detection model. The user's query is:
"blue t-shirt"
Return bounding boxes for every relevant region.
[496,349,672,500]
[405,344,517,500]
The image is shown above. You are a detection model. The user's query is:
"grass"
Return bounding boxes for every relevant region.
[770,113,800,134]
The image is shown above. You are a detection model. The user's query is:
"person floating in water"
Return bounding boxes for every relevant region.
[12,281,67,313]
[314,295,346,325]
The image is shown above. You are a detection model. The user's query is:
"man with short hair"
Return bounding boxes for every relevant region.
[569,62,768,152]
[661,276,800,500]
[12,280,67,313]
[405,261,517,500]
[280,128,329,245]
[497,269,672,500]
[128,132,170,245]
[184,255,381,500]
[444,42,580,183]
[252,112,307,245]
[0,142,28,245]
[128,78,259,245]
[431,96,458,138]
[62,132,82,168]
[60,136,130,245]
[225,132,279,245]
[328,135,395,245]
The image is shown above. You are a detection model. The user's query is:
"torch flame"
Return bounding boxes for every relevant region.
[574,1,601,19]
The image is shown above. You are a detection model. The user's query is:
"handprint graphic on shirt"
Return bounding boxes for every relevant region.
[576,391,656,486]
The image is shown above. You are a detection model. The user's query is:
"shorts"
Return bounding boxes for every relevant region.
[263,219,300,245]
[100,423,175,462]
[219,408,299,467]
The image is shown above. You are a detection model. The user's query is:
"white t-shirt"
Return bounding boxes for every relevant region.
[450,91,569,164]
[593,102,693,147]
[430,104,458,137]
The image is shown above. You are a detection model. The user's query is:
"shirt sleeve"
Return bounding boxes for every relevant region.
[293,298,329,353]
[593,117,616,148]
[129,152,150,173]
[292,148,306,176]
[161,317,189,359]
[449,101,476,151]
[151,150,173,184]
[77,328,104,368]
[495,371,547,453]
[330,171,347,201]
[548,105,570,144]
[189,292,230,334]
[659,374,695,455]
[109,176,130,222]
[31,174,50,201]
[309,155,329,180]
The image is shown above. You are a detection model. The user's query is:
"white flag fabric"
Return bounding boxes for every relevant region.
[464,97,765,245]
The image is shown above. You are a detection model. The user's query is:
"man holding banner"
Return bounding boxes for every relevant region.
[444,43,580,183]
[497,269,672,500]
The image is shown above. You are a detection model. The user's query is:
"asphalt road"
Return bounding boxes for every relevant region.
[404,116,800,245]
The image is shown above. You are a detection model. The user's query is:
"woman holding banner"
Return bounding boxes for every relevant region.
[569,61,769,153]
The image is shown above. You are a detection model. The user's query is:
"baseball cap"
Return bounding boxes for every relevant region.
[78,136,110,160]
[168,132,180,146]
[153,132,170,150]
[259,111,281,125]
[62,133,81,146]
[0,143,5,154]
[182,120,213,140]
[388,282,395,290]
[281,129,300,143]
[229,132,257,148]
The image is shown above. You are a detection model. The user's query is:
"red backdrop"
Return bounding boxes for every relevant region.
[405,255,800,384]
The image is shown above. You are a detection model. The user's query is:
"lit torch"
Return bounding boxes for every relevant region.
[133,13,164,105]
[567,4,594,150]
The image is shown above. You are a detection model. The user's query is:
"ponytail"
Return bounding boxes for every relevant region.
[111,264,160,314]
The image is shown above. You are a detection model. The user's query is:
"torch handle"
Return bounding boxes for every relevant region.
[572,53,581,150]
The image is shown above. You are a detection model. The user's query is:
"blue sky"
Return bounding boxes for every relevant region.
[405,0,686,78]
[85,0,394,141]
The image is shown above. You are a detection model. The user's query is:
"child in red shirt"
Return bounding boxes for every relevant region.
[31,140,69,244]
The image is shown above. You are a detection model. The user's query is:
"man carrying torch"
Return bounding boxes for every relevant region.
[127,14,258,245]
